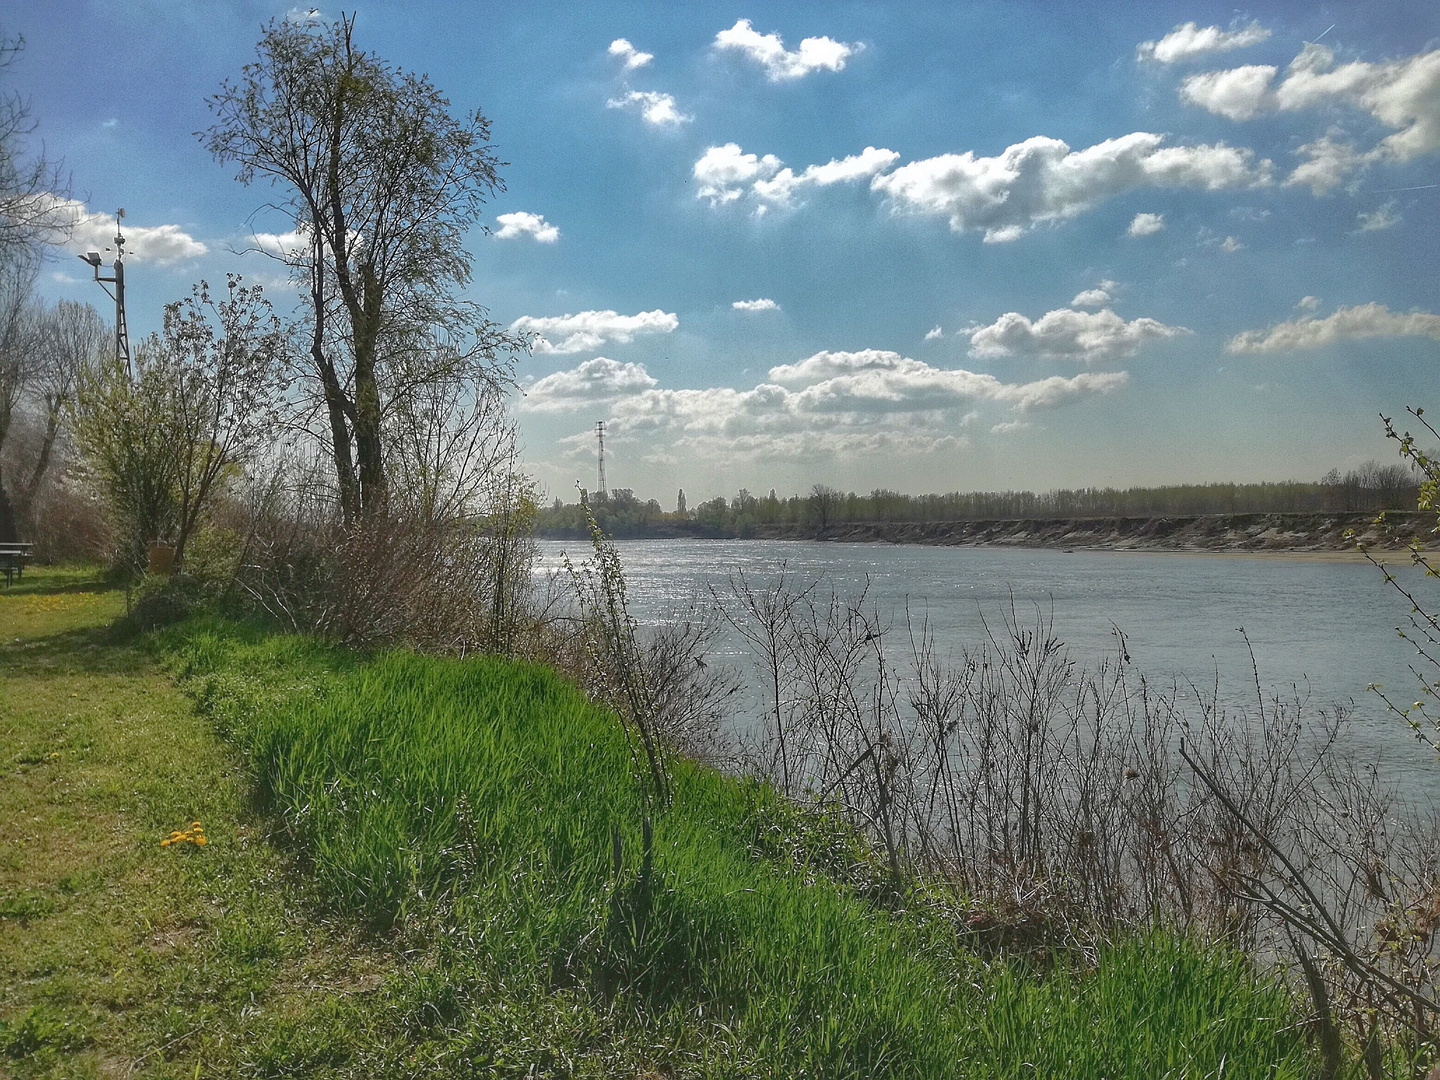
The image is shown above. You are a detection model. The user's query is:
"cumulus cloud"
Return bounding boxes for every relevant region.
[1356,200,1400,232]
[1219,235,1244,252]
[510,308,679,354]
[1137,21,1271,63]
[1178,64,1278,120]
[607,89,690,127]
[732,298,778,311]
[42,198,207,265]
[1227,303,1440,352]
[609,38,652,70]
[1181,44,1440,188]
[1297,295,1321,311]
[1071,281,1117,308]
[925,325,943,340]
[1128,211,1165,236]
[872,133,1267,241]
[752,146,899,206]
[713,18,861,81]
[967,306,1189,363]
[522,357,657,412]
[494,211,559,243]
[249,228,307,257]
[694,143,783,205]
[526,348,1127,463]
[694,143,896,208]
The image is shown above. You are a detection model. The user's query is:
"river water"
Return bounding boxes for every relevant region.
[537,538,1440,797]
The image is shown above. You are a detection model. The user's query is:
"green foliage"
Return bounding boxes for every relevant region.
[157,616,1315,1079]
[70,277,283,574]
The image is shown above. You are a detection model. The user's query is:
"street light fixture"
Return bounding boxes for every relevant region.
[78,208,130,373]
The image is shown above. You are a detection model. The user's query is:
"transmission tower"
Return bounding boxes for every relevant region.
[595,420,607,496]
[78,208,131,374]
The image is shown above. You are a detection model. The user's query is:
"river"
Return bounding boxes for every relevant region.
[537,538,1440,797]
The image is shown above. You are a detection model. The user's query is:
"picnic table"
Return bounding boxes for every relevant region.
[0,542,33,587]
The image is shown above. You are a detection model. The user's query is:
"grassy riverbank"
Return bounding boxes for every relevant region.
[2,567,1318,1077]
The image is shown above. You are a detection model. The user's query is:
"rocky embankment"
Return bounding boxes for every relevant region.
[748,511,1438,553]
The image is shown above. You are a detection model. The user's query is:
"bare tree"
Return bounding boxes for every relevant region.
[0,31,70,264]
[0,260,41,540]
[203,15,520,522]
[11,299,106,526]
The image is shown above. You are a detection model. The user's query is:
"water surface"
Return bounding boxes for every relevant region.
[538,538,1440,795]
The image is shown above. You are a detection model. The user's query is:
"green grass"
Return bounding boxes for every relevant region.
[0,570,396,1079]
[158,614,1318,1079]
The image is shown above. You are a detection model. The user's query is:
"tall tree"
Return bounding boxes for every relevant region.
[0,261,40,540]
[13,299,106,527]
[203,15,519,522]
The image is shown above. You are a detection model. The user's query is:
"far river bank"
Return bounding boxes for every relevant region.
[540,510,1438,554]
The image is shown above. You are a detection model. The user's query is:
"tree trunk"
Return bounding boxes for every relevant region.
[350,264,386,515]
[310,243,359,524]
[0,467,16,543]
[14,394,60,528]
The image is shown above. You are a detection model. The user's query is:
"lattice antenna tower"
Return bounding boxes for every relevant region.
[595,420,607,496]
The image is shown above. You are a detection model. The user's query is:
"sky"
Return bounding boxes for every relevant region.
[7,1,1440,505]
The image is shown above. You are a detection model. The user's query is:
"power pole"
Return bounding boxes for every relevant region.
[79,208,131,374]
[595,420,607,496]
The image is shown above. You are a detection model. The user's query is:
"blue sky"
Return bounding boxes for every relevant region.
[10,1,1440,503]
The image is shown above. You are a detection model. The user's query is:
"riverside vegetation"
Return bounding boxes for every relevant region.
[2,565,1316,1078]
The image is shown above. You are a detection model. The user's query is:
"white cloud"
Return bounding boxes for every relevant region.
[101,118,117,129]
[50,271,79,284]
[607,90,690,127]
[521,357,657,412]
[872,133,1267,241]
[713,18,861,81]
[732,298,778,311]
[609,38,653,70]
[528,347,1126,464]
[1138,21,1271,63]
[1181,45,1440,188]
[752,146,900,206]
[991,419,1033,435]
[1128,211,1165,236]
[1356,200,1400,232]
[1227,303,1440,352]
[695,143,897,209]
[698,133,1264,235]
[250,228,308,257]
[510,308,679,354]
[694,143,784,205]
[1286,136,1365,196]
[494,211,560,243]
[1071,281,1117,308]
[286,7,323,25]
[41,197,207,265]
[968,306,1189,363]
[1220,234,1244,252]
[924,325,943,340]
[1178,64,1278,120]
[1297,295,1321,311]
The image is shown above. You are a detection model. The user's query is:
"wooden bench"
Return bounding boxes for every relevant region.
[0,542,33,588]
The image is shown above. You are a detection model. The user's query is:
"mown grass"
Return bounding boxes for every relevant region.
[0,569,397,1079]
[159,614,1318,1079]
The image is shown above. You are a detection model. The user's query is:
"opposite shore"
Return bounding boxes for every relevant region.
[539,510,1439,555]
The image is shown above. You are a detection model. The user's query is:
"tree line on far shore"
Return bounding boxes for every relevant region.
[538,461,1421,538]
